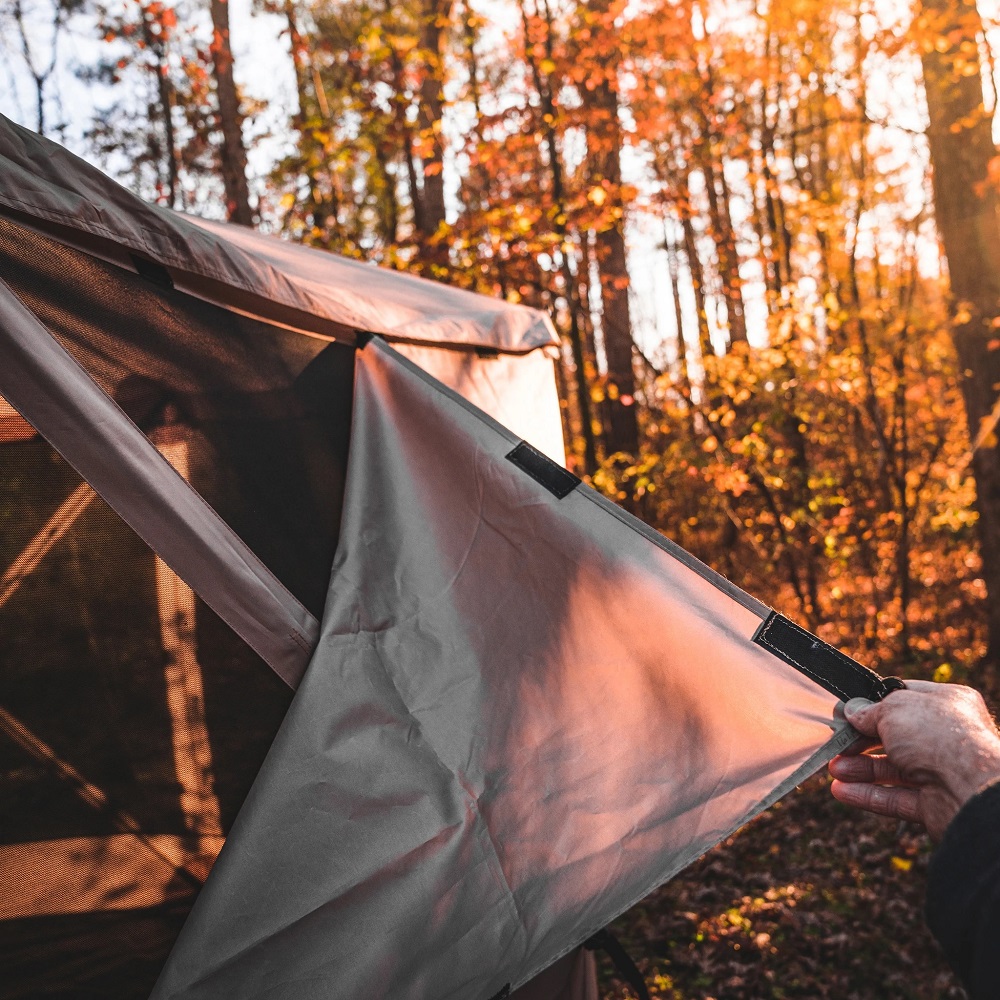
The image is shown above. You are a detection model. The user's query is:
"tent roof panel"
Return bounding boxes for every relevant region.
[0,115,558,353]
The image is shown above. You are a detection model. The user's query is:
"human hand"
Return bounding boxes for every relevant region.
[828,680,1000,841]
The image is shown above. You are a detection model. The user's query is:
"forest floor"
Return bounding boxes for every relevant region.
[597,770,966,999]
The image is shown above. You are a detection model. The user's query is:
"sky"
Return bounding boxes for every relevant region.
[0,0,973,367]
[0,0,296,207]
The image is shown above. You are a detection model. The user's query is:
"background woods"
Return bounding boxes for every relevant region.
[2,0,999,995]
[6,0,982,678]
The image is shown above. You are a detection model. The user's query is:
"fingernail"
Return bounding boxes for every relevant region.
[844,697,871,719]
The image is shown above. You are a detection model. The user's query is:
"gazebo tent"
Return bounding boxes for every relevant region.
[0,115,895,1000]
[0,115,570,998]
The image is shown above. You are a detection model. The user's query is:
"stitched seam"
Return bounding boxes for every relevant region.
[781,617,872,687]
[288,630,312,653]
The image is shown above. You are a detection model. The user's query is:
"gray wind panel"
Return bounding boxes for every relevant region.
[152,340,863,1000]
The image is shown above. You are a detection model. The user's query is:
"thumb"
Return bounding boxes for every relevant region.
[843,697,881,737]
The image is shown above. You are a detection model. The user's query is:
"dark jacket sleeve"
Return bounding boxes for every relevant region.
[926,780,1000,998]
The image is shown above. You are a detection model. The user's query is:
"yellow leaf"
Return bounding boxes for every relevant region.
[933,663,953,683]
[588,186,607,207]
[540,58,557,75]
[890,856,913,872]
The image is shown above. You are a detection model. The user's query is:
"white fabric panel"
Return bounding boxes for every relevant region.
[393,343,565,464]
[186,217,557,351]
[151,341,853,1000]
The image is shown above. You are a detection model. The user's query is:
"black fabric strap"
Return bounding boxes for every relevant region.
[506,441,581,499]
[752,611,893,703]
[584,929,651,1000]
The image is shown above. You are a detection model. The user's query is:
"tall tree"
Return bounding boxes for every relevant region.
[86,0,217,208]
[208,0,253,224]
[579,0,639,454]
[919,0,1000,662]
[3,0,78,135]
[519,0,599,471]
[412,0,451,242]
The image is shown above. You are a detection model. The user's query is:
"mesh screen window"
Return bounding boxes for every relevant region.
[0,219,355,998]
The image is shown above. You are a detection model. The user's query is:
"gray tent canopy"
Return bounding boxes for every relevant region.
[0,115,895,1000]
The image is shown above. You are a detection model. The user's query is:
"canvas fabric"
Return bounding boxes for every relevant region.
[151,339,859,1000]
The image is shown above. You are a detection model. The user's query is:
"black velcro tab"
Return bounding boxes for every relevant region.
[506,441,580,499]
[752,612,892,703]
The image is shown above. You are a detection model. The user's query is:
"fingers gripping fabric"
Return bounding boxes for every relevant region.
[0,277,319,687]
[152,339,865,1000]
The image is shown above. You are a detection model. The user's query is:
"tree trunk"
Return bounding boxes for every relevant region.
[699,149,748,348]
[665,233,693,418]
[414,0,452,240]
[588,54,639,454]
[283,0,309,122]
[283,0,334,234]
[692,37,747,349]
[594,220,639,453]
[208,0,253,225]
[520,0,598,472]
[138,7,180,209]
[920,0,1000,662]
[679,184,713,366]
[385,42,426,240]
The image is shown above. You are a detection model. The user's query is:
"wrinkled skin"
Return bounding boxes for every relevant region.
[829,681,1000,841]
